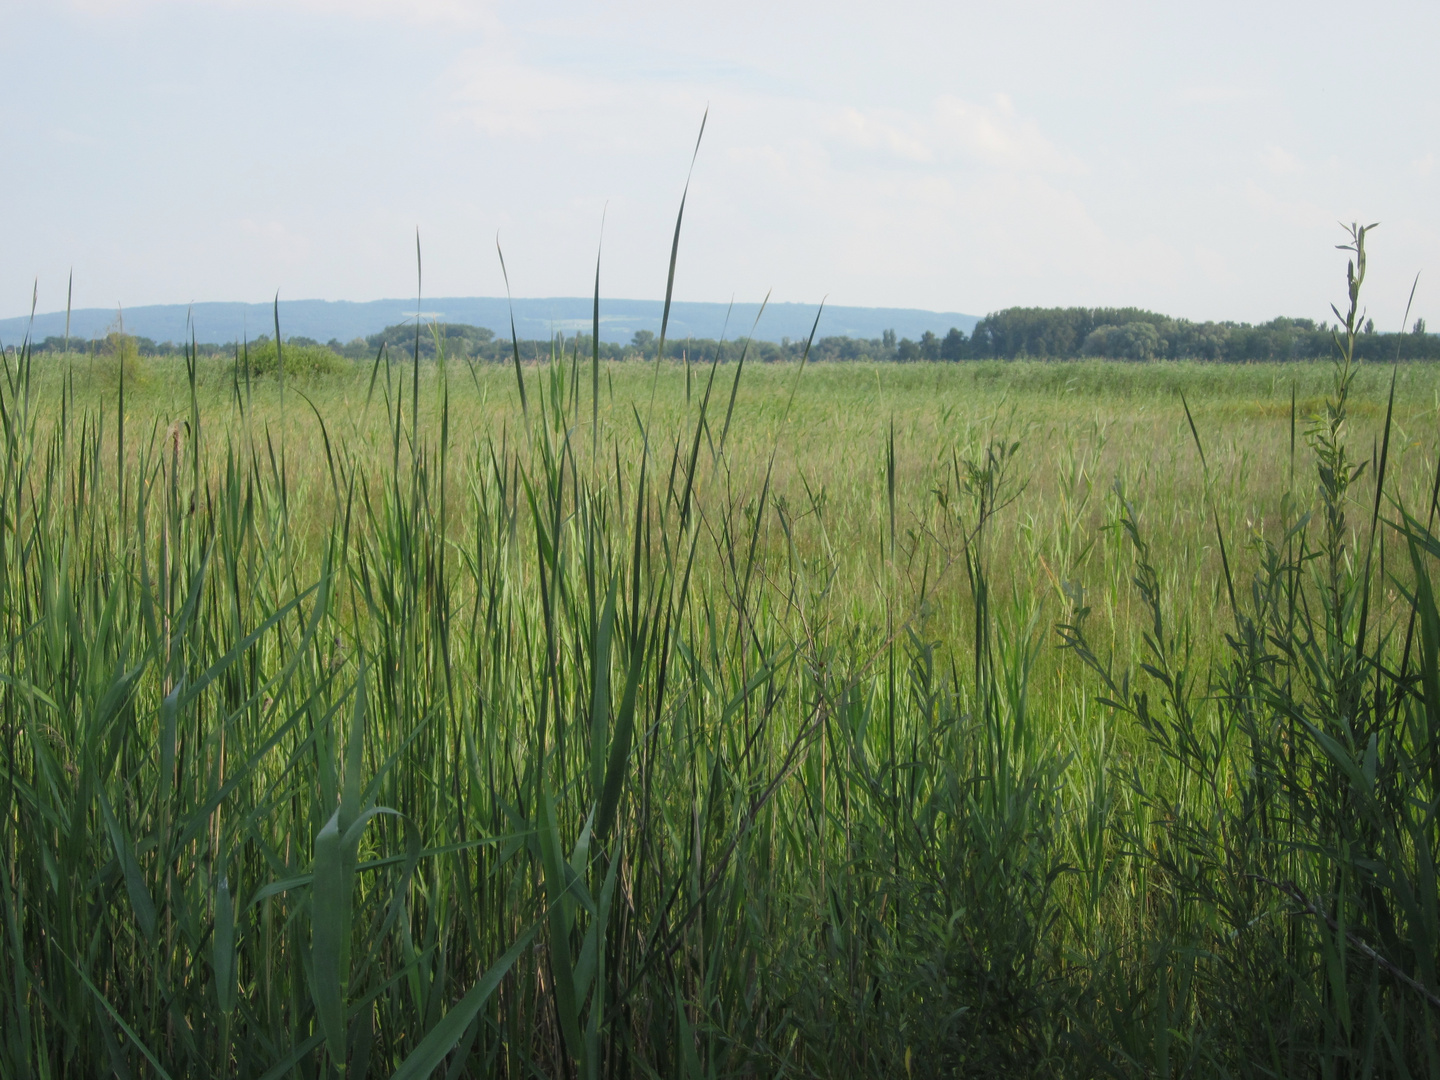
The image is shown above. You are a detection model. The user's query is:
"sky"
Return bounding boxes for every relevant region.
[3,0,1439,330]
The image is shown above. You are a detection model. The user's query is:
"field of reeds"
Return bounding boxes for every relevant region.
[2,227,1439,1078]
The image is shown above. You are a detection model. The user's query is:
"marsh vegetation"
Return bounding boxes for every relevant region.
[1,228,1438,1077]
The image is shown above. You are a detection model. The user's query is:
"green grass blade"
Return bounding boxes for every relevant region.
[388,922,541,1080]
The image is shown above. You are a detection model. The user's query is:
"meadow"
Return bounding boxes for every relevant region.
[2,242,1440,1077]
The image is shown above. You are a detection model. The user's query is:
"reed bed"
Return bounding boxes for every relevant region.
[2,227,1439,1077]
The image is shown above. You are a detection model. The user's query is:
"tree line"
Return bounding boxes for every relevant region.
[11,308,1438,363]
[963,307,1437,361]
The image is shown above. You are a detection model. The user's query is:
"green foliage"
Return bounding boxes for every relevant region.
[236,337,352,376]
[970,304,1440,361]
[91,327,147,385]
[365,320,496,360]
[1082,320,1164,360]
[1057,224,1440,1074]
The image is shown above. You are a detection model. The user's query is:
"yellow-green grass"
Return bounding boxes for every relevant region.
[53,352,1440,699]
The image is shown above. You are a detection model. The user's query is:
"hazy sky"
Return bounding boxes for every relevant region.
[4,0,1439,328]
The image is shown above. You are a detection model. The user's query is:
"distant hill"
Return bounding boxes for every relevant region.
[0,297,978,348]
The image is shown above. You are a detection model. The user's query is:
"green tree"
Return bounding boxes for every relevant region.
[919,330,940,360]
[1084,321,1162,360]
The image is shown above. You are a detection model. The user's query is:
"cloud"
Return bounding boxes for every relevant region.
[64,0,497,26]
[237,218,313,265]
[709,125,1168,311]
[830,108,933,163]
[435,46,718,156]
[1179,84,1252,105]
[47,126,103,148]
[441,54,617,138]
[827,95,1083,175]
[1243,180,1329,230]
[1260,146,1301,175]
[932,95,1082,173]
[1194,245,1237,287]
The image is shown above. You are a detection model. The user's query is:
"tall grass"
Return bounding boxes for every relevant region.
[0,226,1438,1078]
